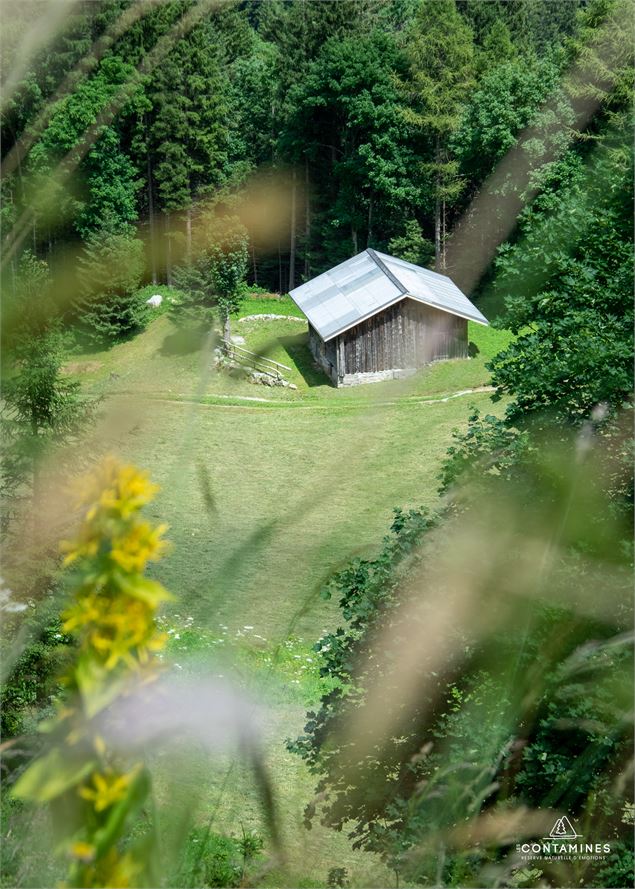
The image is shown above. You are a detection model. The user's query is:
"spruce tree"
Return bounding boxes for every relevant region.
[401,0,475,272]
[75,226,145,342]
[148,18,232,277]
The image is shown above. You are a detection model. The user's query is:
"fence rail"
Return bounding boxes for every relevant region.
[224,342,292,380]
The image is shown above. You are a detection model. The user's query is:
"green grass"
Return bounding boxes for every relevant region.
[67,295,512,404]
[62,300,512,886]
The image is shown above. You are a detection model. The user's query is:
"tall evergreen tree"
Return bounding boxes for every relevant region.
[147,18,232,279]
[401,0,475,272]
[286,31,418,272]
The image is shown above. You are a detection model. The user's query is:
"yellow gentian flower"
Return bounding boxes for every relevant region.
[78,769,136,812]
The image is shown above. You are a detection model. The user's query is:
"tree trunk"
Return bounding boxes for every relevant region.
[223,311,231,343]
[367,195,374,247]
[441,197,446,272]
[146,147,157,284]
[186,205,192,263]
[434,138,442,272]
[251,244,258,286]
[304,156,311,278]
[288,167,297,292]
[352,226,358,253]
[31,419,41,543]
[434,190,442,272]
[165,210,172,285]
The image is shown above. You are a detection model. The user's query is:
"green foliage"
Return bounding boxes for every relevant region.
[387,220,434,267]
[172,217,249,333]
[439,409,531,495]
[2,334,81,443]
[326,866,350,887]
[76,229,146,341]
[285,28,419,266]
[477,18,517,74]
[176,826,264,888]
[148,20,232,212]
[453,56,565,187]
[488,117,633,425]
[171,256,218,319]
[75,128,140,239]
[27,54,140,237]
[1,255,94,525]
[0,252,97,550]
[401,0,475,267]
[1,598,73,738]
[515,631,633,812]
[209,220,249,337]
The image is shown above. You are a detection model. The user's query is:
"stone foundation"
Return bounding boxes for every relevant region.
[336,368,416,387]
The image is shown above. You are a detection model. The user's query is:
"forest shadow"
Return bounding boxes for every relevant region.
[159,321,212,356]
[278,333,333,388]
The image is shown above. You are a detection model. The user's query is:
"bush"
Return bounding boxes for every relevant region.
[242,283,272,297]
[1,595,73,738]
[75,229,145,341]
[176,826,264,888]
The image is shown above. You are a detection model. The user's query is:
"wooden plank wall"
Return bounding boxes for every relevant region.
[308,324,338,382]
[338,298,467,375]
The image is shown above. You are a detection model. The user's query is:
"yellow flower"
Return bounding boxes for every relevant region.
[62,593,104,633]
[72,457,159,522]
[70,841,95,862]
[100,850,141,888]
[79,769,136,812]
[110,521,168,573]
[60,533,100,567]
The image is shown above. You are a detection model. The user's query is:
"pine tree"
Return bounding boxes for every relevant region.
[401,0,475,272]
[75,228,145,341]
[148,18,232,278]
[285,30,418,272]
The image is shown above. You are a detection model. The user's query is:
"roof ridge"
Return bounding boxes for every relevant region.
[366,248,406,295]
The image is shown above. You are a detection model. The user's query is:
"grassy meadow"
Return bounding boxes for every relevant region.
[60,295,511,886]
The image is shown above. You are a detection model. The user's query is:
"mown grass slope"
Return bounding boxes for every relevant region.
[76,296,511,638]
[64,296,511,886]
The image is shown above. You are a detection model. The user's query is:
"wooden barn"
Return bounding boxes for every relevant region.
[289,249,488,387]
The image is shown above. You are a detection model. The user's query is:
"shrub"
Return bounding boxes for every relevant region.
[177,826,264,888]
[1,594,73,738]
[75,230,145,341]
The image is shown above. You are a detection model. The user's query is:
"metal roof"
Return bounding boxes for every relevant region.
[289,248,488,341]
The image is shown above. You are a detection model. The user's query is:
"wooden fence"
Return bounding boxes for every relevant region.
[224,342,292,381]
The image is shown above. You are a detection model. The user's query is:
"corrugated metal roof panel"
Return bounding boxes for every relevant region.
[374,251,488,326]
[289,249,487,341]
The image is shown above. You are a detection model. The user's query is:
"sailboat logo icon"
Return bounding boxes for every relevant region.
[547,816,581,840]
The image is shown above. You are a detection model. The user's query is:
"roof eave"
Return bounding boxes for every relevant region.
[320,293,488,341]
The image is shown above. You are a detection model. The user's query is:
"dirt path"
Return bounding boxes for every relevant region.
[108,386,496,410]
